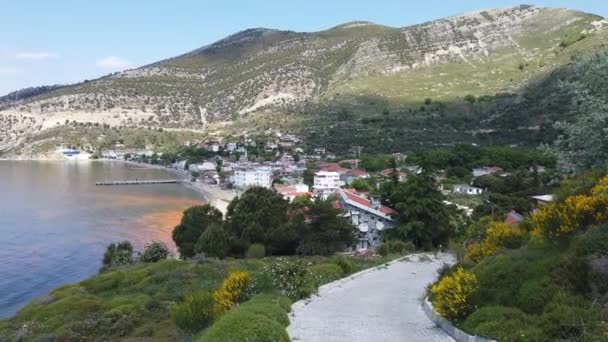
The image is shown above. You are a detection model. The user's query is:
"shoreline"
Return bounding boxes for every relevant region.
[0,157,237,215]
[103,159,236,215]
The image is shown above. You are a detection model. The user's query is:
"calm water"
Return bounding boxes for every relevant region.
[0,161,204,318]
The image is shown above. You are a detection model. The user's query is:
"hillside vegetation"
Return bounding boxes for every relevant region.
[1,6,607,155]
[430,173,608,341]
[0,255,395,341]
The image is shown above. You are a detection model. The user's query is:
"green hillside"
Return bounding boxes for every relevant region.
[0,5,607,155]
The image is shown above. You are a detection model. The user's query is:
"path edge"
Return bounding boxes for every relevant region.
[422,297,497,342]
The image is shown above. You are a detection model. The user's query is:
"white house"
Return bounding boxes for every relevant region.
[190,162,216,172]
[226,143,237,152]
[234,167,273,189]
[313,171,344,198]
[274,184,311,202]
[453,184,483,195]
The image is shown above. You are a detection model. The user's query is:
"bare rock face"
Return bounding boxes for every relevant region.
[0,5,606,153]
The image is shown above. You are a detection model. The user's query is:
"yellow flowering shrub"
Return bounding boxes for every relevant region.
[213,271,249,317]
[531,176,608,239]
[465,222,523,263]
[430,267,478,321]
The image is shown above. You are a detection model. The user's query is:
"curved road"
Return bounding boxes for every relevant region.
[288,253,455,342]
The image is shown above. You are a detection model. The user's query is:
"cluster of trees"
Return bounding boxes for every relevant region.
[548,50,608,173]
[409,144,555,171]
[382,167,459,249]
[172,187,356,259]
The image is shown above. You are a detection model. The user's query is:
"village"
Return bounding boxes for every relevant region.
[98,132,556,254]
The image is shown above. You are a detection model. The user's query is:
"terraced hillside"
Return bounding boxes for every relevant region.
[1,5,607,155]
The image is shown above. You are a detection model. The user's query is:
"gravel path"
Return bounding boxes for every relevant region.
[288,253,456,342]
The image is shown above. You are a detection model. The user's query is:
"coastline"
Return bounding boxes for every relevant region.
[105,159,236,215]
[0,157,237,214]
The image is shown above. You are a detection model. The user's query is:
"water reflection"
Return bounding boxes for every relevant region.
[0,161,203,318]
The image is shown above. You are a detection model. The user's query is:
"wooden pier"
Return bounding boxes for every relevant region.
[95,179,182,186]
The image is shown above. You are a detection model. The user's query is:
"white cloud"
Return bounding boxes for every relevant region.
[0,67,17,74]
[95,56,130,69]
[14,51,60,60]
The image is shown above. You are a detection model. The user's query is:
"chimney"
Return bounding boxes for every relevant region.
[371,197,381,210]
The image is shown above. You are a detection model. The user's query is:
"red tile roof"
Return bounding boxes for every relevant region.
[341,189,395,215]
[504,210,524,227]
[318,163,348,173]
[345,169,369,177]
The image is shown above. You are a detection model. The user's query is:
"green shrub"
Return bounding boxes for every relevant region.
[197,310,289,342]
[515,278,555,314]
[463,306,546,341]
[101,241,135,272]
[378,243,389,257]
[171,291,215,333]
[260,258,314,300]
[235,294,291,326]
[540,291,601,340]
[140,242,170,263]
[308,263,344,286]
[389,240,415,255]
[572,223,608,256]
[247,243,266,259]
[335,256,355,274]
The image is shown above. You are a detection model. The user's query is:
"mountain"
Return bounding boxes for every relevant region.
[1,5,607,156]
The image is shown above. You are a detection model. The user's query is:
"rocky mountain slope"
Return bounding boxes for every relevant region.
[1,5,607,155]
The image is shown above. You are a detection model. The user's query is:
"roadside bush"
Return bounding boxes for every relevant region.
[335,256,355,274]
[465,223,524,263]
[140,242,170,263]
[247,243,266,259]
[171,291,215,333]
[260,258,313,300]
[462,306,544,341]
[197,309,289,342]
[213,272,249,317]
[234,294,291,326]
[430,267,478,321]
[309,263,344,287]
[390,240,415,254]
[378,243,390,257]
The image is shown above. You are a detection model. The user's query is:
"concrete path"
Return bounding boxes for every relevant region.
[288,253,456,342]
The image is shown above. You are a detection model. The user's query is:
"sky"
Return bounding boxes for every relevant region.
[1,0,606,95]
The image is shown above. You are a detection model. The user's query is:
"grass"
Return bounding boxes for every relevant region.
[0,255,399,341]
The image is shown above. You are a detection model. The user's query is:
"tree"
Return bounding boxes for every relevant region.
[225,187,291,255]
[386,169,453,249]
[172,205,223,259]
[547,50,608,172]
[140,241,170,263]
[195,223,229,259]
[295,199,356,255]
[101,241,134,272]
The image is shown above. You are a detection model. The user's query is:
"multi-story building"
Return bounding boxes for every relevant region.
[335,189,396,251]
[313,171,343,198]
[234,167,273,189]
